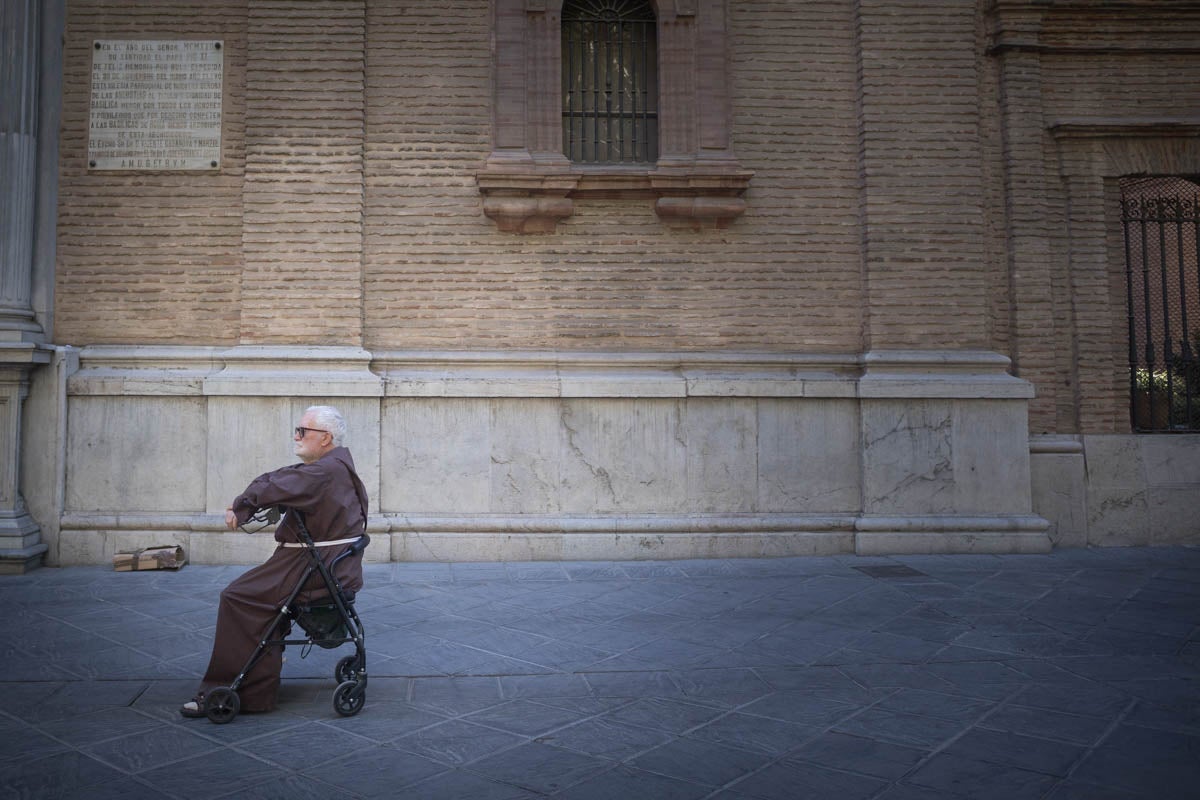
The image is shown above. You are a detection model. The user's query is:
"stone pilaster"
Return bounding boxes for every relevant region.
[1,0,46,345]
[655,5,697,167]
[990,1,1059,433]
[0,360,48,573]
[238,1,366,346]
[1,0,63,572]
[854,0,990,350]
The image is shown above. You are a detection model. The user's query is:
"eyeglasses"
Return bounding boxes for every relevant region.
[294,426,330,438]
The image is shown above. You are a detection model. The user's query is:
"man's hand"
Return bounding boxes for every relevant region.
[225,508,238,530]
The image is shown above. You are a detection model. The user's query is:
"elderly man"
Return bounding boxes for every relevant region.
[181,405,368,717]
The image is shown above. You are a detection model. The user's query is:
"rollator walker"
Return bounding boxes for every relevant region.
[202,506,369,724]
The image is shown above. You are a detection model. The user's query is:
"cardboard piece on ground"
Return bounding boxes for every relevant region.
[113,545,187,572]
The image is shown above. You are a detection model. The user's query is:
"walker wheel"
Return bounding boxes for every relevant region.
[333,680,365,717]
[205,687,240,724]
[335,655,360,684]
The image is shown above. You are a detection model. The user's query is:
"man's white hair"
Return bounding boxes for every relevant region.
[306,405,347,447]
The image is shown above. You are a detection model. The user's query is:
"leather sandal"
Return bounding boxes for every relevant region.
[179,694,206,718]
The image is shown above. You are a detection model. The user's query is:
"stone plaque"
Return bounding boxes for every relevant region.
[88,40,223,170]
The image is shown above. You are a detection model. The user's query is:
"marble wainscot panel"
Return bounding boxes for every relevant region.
[61,393,209,565]
[757,398,859,513]
[204,394,382,513]
[57,346,390,564]
[490,399,564,514]
[375,351,864,560]
[1029,435,1088,548]
[855,352,1049,554]
[66,395,208,513]
[381,398,492,514]
[685,398,757,513]
[557,399,689,514]
[1082,435,1151,546]
[1142,431,1200,545]
[1081,434,1200,547]
[49,346,1064,563]
[204,397,294,515]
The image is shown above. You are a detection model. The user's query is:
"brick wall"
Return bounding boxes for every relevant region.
[239,0,366,345]
[55,1,247,345]
[854,0,990,351]
[56,0,867,353]
[361,0,865,353]
[51,1,1200,437]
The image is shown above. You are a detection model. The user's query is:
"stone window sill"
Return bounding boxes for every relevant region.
[477,164,753,233]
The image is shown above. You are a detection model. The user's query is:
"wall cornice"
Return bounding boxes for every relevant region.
[1049,118,1200,140]
[66,346,1033,401]
[988,0,1200,55]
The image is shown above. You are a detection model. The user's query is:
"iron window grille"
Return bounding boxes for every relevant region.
[1121,176,1200,432]
[562,0,658,164]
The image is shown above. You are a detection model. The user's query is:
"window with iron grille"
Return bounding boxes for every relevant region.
[1121,176,1200,432]
[561,0,658,164]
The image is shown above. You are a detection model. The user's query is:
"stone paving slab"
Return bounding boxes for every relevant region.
[2,547,1199,798]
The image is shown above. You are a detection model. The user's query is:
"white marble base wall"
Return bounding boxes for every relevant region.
[379,397,861,517]
[1079,434,1200,547]
[205,396,382,514]
[1028,436,1089,549]
[34,346,1063,564]
[67,396,208,512]
[859,400,1037,515]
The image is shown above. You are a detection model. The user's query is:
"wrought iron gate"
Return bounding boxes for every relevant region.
[1121,177,1200,432]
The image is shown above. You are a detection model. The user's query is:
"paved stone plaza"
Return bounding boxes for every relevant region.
[2,547,1199,799]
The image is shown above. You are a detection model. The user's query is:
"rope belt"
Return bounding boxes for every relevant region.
[281,536,363,549]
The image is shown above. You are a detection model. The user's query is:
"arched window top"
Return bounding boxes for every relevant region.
[562,0,655,23]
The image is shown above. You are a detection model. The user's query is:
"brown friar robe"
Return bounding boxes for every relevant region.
[196,446,368,712]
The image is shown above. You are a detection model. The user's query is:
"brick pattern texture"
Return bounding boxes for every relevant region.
[56,1,247,345]
[239,1,365,345]
[855,0,990,351]
[50,1,1200,433]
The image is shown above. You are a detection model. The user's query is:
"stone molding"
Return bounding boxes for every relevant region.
[1029,434,1083,454]
[202,346,382,397]
[1049,118,1200,141]
[66,345,222,396]
[989,1,1200,55]
[855,514,1052,555]
[68,346,1033,401]
[0,343,52,369]
[57,512,857,563]
[858,350,1035,399]
[68,346,382,397]
[61,511,852,535]
[57,510,1059,561]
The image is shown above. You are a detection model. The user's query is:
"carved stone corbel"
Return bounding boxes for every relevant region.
[651,167,753,229]
[478,172,579,233]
